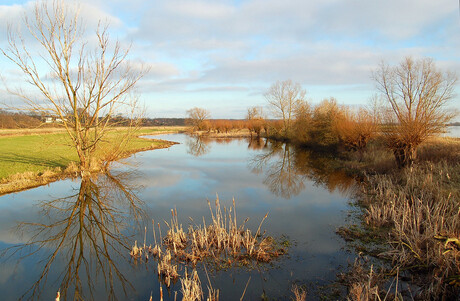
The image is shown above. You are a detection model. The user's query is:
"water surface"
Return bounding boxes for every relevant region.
[0,134,357,300]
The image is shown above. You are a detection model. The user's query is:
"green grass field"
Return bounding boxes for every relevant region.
[0,127,184,179]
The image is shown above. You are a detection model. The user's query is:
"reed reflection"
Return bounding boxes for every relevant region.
[249,139,357,198]
[7,171,144,300]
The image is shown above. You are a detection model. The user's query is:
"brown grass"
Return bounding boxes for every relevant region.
[358,161,460,299]
[338,257,404,301]
[131,198,286,299]
[291,284,307,301]
[0,127,67,137]
[417,136,460,164]
[0,167,74,195]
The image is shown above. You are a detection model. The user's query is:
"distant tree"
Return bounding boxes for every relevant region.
[2,0,146,174]
[334,107,377,157]
[265,80,306,137]
[292,100,312,144]
[309,98,341,148]
[246,106,265,138]
[373,57,457,167]
[186,107,210,131]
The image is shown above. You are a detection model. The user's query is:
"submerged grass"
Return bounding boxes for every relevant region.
[131,197,287,300]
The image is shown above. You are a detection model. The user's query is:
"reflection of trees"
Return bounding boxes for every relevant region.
[7,172,143,300]
[293,150,356,195]
[247,137,267,151]
[185,135,211,157]
[249,140,356,198]
[250,141,305,198]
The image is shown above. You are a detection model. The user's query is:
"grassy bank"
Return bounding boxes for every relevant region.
[339,137,460,299]
[0,126,185,195]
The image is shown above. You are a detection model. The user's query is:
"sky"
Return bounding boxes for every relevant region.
[0,0,459,119]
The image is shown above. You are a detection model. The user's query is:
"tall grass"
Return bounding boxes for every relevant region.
[359,161,460,299]
[131,198,286,299]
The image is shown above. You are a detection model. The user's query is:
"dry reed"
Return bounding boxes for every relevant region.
[359,161,460,299]
[131,197,286,299]
[291,284,307,301]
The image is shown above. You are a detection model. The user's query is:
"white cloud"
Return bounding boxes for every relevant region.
[1,0,459,117]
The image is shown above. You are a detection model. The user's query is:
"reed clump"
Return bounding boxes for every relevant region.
[130,197,286,292]
[338,257,404,301]
[358,161,460,299]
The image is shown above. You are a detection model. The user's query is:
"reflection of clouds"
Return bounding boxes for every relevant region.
[136,170,183,188]
[0,261,21,285]
[132,134,353,257]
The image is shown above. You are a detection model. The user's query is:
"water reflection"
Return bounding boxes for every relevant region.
[4,171,143,300]
[249,139,356,199]
[249,141,306,198]
[185,135,356,199]
[185,135,211,157]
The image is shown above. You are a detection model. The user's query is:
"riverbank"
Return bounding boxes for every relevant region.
[0,126,184,195]
[336,136,460,299]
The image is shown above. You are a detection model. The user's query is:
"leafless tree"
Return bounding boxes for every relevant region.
[265,80,306,137]
[373,57,457,167]
[246,106,265,138]
[1,0,147,174]
[186,107,210,131]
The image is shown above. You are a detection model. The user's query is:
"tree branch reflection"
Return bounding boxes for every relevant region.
[185,135,211,157]
[8,171,144,300]
[249,140,357,199]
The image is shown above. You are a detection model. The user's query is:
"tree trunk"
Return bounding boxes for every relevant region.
[393,143,417,168]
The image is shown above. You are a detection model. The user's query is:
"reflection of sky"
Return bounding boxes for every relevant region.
[0,134,356,300]
[131,134,352,257]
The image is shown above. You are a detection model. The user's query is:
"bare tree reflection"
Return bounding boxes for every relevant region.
[185,135,211,157]
[249,140,357,198]
[250,141,305,198]
[6,171,144,300]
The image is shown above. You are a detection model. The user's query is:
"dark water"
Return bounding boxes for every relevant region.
[0,134,357,300]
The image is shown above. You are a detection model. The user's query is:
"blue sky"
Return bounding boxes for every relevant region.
[1,0,459,118]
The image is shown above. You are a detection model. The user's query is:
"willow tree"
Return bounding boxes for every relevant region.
[373,57,457,167]
[2,0,147,174]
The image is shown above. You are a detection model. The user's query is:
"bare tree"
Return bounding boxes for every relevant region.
[1,0,147,174]
[373,57,457,167]
[246,106,265,138]
[265,80,306,137]
[186,107,210,131]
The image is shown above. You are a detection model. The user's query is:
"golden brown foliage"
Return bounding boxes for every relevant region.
[373,57,457,167]
[334,108,377,155]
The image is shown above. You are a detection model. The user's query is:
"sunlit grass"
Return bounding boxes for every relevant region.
[0,126,184,180]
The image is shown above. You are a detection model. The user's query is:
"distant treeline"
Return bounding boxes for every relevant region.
[0,110,189,128]
[0,110,41,128]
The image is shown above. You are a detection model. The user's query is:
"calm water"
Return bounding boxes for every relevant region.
[445,126,460,138]
[0,134,357,300]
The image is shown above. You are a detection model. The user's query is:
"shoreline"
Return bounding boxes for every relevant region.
[0,134,179,196]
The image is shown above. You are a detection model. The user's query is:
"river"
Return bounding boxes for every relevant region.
[0,134,357,300]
